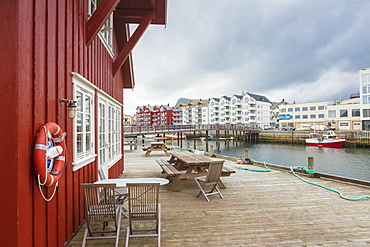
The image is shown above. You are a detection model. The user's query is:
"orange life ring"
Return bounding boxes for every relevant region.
[34,122,67,187]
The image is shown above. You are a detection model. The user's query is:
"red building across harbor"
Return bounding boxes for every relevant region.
[0,1,167,246]
[136,104,183,125]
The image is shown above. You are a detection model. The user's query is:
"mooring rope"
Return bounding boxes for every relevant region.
[235,158,271,172]
[290,166,370,201]
[235,157,370,201]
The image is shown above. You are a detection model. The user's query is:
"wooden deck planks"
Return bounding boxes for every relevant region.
[67,148,370,246]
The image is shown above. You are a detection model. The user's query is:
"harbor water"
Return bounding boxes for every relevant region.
[174,140,370,182]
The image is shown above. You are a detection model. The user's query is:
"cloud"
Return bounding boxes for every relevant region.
[124,0,370,115]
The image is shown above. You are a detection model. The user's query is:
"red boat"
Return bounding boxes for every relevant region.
[305,131,345,148]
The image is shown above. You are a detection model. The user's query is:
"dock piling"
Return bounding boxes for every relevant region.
[308,157,315,178]
[244,149,249,163]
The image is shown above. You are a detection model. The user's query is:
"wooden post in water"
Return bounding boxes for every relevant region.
[244,149,249,159]
[205,130,209,152]
[193,131,196,150]
[178,132,181,148]
[210,145,214,157]
[308,157,315,178]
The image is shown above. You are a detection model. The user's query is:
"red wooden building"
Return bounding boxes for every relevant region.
[136,104,180,125]
[0,0,167,246]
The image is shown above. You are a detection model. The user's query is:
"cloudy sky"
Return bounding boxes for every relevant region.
[124,0,370,115]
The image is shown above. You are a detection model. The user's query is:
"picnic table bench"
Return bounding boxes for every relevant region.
[143,142,170,157]
[124,139,135,151]
[156,159,182,177]
[156,151,235,191]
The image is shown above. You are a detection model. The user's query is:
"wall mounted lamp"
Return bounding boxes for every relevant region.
[60,99,77,119]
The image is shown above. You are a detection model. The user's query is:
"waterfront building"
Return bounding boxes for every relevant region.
[136,104,179,125]
[138,92,272,128]
[219,95,232,124]
[230,95,243,124]
[172,106,183,125]
[278,97,361,130]
[242,93,272,128]
[209,98,221,124]
[360,67,370,130]
[179,100,209,125]
[271,99,288,129]
[208,92,272,128]
[177,93,272,128]
[123,114,134,125]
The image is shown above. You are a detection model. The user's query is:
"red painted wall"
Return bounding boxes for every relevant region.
[0,1,125,246]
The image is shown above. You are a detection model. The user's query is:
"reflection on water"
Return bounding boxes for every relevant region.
[174,140,370,182]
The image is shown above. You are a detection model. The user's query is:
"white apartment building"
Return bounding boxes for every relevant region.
[278,98,361,130]
[180,100,209,125]
[243,93,272,129]
[182,92,272,128]
[360,67,370,130]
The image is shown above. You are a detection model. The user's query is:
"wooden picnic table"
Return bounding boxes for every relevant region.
[124,139,135,151]
[157,151,235,192]
[143,142,170,157]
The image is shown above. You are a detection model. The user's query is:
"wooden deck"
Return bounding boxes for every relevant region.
[67,148,370,246]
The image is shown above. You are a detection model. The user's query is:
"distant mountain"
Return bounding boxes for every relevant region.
[175,98,194,107]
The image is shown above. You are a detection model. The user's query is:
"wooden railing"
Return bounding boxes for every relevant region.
[124,124,258,136]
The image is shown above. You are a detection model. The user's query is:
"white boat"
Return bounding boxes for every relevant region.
[305,131,345,148]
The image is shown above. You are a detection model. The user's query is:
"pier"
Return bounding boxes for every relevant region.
[125,125,370,148]
[67,148,370,246]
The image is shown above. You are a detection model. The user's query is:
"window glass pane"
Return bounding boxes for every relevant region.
[76,112,83,132]
[77,134,82,153]
[328,110,336,118]
[85,115,91,132]
[302,107,308,111]
[86,133,91,151]
[363,86,368,94]
[99,149,105,164]
[310,106,316,110]
[352,109,360,117]
[99,132,103,147]
[85,96,91,114]
[76,92,82,111]
[340,110,348,117]
[364,109,370,118]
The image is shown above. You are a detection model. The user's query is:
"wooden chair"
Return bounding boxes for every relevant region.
[81,183,122,247]
[195,162,224,202]
[126,183,161,247]
[98,168,128,205]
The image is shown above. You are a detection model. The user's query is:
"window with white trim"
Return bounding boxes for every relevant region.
[88,0,114,55]
[72,73,97,170]
[98,92,122,169]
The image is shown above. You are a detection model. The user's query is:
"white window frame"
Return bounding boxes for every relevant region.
[88,0,114,57]
[98,91,123,174]
[72,72,97,171]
